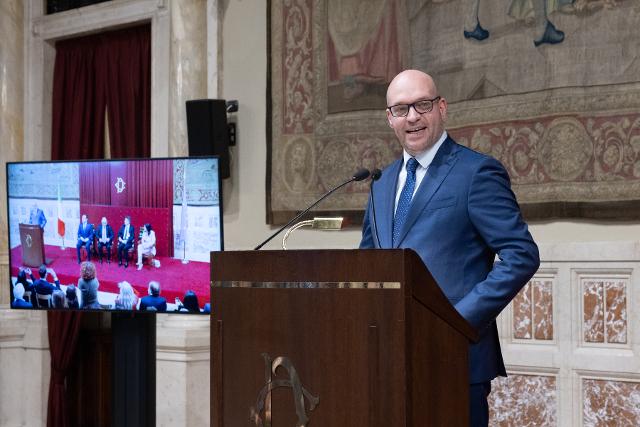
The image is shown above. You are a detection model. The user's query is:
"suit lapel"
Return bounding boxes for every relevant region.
[394,138,460,248]
[376,159,402,248]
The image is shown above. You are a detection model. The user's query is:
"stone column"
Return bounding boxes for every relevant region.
[156,314,210,427]
[156,2,213,424]
[168,0,208,157]
[0,310,50,426]
[0,0,24,305]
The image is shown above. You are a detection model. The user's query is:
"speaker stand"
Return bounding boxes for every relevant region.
[111,312,156,427]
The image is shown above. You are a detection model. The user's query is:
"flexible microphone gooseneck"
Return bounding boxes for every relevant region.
[254,168,371,250]
[369,168,382,248]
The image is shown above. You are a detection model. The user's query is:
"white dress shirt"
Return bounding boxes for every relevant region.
[394,131,448,213]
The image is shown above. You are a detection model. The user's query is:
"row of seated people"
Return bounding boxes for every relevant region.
[11,262,209,313]
[76,215,156,270]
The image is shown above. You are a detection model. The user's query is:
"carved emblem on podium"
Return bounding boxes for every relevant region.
[114,177,126,193]
[25,234,33,248]
[250,353,319,427]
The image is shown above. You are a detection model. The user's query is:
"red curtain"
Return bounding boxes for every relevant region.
[103,26,151,158]
[123,160,173,208]
[79,162,111,205]
[48,24,151,427]
[79,160,172,208]
[51,24,150,160]
[51,37,106,160]
[46,311,83,427]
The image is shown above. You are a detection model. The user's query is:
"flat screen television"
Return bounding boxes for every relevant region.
[6,157,223,314]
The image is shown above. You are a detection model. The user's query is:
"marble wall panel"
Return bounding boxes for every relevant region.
[605,281,627,344]
[533,280,553,340]
[489,374,557,426]
[512,279,553,341]
[583,280,605,343]
[582,278,628,344]
[513,282,532,339]
[583,379,640,426]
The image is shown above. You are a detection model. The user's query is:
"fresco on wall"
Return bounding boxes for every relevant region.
[326,0,407,113]
[269,0,640,224]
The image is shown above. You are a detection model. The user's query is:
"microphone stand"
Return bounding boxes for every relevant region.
[369,169,382,248]
[254,169,370,250]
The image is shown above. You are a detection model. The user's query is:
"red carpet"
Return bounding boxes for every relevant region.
[10,244,211,308]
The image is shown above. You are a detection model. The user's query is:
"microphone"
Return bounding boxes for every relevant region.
[369,169,382,248]
[254,168,371,250]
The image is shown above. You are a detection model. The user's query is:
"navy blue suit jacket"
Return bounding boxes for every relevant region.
[360,137,539,383]
[77,223,94,241]
[139,295,167,312]
[33,278,61,296]
[95,224,114,243]
[118,224,135,247]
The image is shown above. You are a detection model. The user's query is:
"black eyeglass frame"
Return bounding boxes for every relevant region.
[387,96,442,118]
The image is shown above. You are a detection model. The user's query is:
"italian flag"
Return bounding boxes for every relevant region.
[57,184,65,237]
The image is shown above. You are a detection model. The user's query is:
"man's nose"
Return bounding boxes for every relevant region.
[406,105,421,121]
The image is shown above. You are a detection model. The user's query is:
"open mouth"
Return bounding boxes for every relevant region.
[406,127,426,134]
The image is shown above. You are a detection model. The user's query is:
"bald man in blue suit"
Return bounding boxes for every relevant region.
[360,70,540,426]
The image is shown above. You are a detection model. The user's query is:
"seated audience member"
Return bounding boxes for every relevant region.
[95,216,114,264]
[117,216,135,268]
[33,265,61,296]
[203,303,211,314]
[11,283,33,309]
[52,290,66,309]
[114,281,138,311]
[176,290,201,313]
[76,214,94,263]
[65,285,79,309]
[136,223,157,270]
[139,281,167,312]
[78,261,101,309]
[15,268,36,303]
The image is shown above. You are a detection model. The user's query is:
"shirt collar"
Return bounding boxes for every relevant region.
[402,130,448,169]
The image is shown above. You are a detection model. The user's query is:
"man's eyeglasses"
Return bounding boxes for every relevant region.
[387,96,441,118]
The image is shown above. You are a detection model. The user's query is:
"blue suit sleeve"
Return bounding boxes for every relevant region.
[454,158,540,331]
[359,195,375,249]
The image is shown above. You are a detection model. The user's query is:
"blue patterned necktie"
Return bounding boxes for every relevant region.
[393,157,419,247]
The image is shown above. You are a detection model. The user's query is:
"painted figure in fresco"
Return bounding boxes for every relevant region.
[327,0,405,109]
[464,0,571,46]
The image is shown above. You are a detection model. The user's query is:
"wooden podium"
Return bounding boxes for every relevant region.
[211,249,478,426]
[19,223,46,267]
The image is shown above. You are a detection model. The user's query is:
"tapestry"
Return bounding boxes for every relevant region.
[268,0,640,224]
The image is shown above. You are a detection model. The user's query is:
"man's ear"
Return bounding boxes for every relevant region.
[439,97,448,123]
[386,109,394,128]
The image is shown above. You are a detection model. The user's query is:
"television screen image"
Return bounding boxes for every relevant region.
[6,157,222,314]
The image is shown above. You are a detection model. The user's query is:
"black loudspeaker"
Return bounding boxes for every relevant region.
[186,99,231,178]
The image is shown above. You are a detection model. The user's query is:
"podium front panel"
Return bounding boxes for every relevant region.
[19,223,45,267]
[211,282,406,426]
